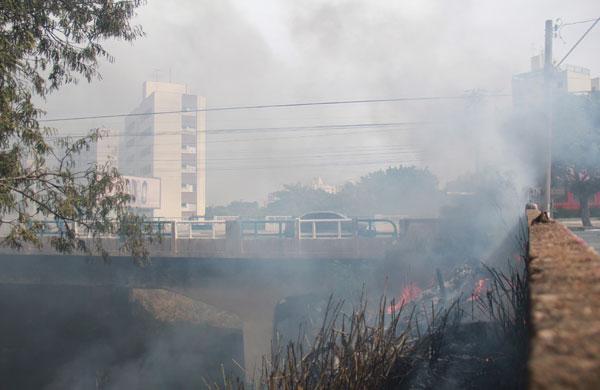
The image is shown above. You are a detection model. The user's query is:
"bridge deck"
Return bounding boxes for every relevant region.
[0,236,397,261]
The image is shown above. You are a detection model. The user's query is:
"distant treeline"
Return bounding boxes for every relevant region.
[206,165,518,219]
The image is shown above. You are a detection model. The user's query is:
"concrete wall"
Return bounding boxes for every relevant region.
[528,212,600,389]
[0,253,371,377]
[0,235,396,260]
[0,283,243,388]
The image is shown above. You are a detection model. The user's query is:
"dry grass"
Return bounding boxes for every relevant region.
[207,223,530,390]
[207,295,463,390]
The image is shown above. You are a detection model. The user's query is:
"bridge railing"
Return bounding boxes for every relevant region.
[18,218,399,241]
[174,218,399,240]
[356,218,398,238]
[240,220,296,239]
[172,220,227,239]
[297,218,354,239]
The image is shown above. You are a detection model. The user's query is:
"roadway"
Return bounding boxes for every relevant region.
[560,218,600,252]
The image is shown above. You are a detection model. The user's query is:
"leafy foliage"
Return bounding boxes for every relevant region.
[337,166,441,216]
[206,201,263,219]
[0,1,152,263]
[212,166,441,217]
[266,183,337,216]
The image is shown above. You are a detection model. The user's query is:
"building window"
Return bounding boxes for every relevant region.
[181,164,196,173]
[182,94,197,112]
[181,203,197,211]
[182,114,196,130]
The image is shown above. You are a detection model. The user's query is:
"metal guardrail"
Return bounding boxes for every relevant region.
[237,218,398,240]
[357,218,398,238]
[173,220,227,239]
[298,218,353,239]
[240,220,294,239]
[20,218,400,241]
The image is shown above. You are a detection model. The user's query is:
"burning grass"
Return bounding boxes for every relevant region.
[207,264,529,389]
[208,223,530,389]
[208,295,463,390]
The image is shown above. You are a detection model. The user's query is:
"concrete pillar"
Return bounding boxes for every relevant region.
[171,221,177,255]
[294,218,301,240]
[225,220,243,257]
[352,218,359,259]
[241,314,275,380]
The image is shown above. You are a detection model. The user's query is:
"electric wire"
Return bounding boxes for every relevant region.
[124,158,423,172]
[39,93,511,123]
[47,124,431,146]
[46,121,434,139]
[123,150,421,164]
[556,16,600,68]
[558,17,600,28]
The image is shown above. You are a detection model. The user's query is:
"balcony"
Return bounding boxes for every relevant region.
[182,146,196,154]
[182,127,196,134]
[181,203,197,212]
[182,184,194,192]
[181,164,196,173]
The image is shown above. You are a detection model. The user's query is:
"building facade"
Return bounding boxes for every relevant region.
[512,54,599,107]
[120,81,206,220]
[74,128,119,171]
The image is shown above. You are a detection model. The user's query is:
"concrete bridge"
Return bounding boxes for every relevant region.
[6,211,600,387]
[0,253,366,375]
[14,217,409,260]
[0,217,440,381]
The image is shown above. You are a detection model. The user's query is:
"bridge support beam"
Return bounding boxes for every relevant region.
[240,311,277,378]
[178,285,286,379]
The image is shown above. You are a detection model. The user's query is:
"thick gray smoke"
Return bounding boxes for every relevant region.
[14,1,599,387]
[41,0,600,204]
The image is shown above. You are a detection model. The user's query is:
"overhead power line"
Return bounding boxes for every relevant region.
[558,17,600,28]
[47,121,434,138]
[47,122,436,145]
[556,16,600,68]
[129,149,421,164]
[51,125,419,147]
[40,93,511,123]
[120,158,423,173]
[204,158,422,171]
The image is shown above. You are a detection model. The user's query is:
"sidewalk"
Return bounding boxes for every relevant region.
[556,218,600,230]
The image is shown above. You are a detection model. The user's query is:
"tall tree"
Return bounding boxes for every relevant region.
[553,92,600,226]
[338,166,441,216]
[206,201,262,219]
[266,184,336,216]
[0,1,151,263]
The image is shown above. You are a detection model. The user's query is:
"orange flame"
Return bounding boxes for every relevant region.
[387,283,422,313]
[467,278,487,301]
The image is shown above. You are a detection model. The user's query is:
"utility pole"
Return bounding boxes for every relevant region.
[542,19,554,214]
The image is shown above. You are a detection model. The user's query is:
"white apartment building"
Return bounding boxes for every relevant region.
[120,81,206,220]
[74,128,119,170]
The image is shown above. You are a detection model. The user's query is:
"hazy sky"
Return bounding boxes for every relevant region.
[41,0,600,205]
